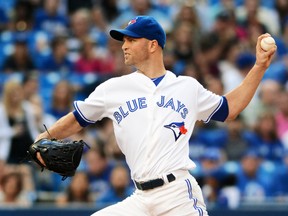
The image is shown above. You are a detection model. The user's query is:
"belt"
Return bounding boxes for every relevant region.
[134,173,176,191]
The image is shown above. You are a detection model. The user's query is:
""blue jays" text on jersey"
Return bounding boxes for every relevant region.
[113,96,188,124]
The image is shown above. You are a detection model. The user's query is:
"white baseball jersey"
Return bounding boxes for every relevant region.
[74,71,224,181]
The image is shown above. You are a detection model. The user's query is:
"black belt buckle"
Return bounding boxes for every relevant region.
[136,178,164,190]
[167,173,176,182]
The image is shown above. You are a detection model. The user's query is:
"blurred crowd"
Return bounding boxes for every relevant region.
[0,0,288,211]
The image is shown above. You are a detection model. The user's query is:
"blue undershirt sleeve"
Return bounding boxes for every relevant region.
[210,96,229,122]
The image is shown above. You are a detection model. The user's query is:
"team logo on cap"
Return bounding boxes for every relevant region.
[128,18,137,25]
[164,122,187,141]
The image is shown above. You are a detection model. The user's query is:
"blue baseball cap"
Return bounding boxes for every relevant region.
[110,16,166,49]
[201,148,221,161]
[242,149,260,158]
[236,52,256,69]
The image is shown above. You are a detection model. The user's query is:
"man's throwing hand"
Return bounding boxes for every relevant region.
[255,33,277,69]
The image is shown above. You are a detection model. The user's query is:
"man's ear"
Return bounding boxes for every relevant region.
[149,40,159,52]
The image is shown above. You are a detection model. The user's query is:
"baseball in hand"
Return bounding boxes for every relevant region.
[260,36,275,51]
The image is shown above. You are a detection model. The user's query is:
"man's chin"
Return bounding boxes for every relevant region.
[124,61,132,66]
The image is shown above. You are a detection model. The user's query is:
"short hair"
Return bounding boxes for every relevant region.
[51,36,67,50]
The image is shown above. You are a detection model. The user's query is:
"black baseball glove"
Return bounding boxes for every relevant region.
[28,138,89,180]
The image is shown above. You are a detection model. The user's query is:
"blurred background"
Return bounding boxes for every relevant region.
[0,0,288,215]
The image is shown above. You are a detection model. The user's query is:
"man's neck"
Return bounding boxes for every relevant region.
[137,68,166,78]
[134,51,166,78]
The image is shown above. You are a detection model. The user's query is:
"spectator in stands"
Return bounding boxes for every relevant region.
[22,72,39,102]
[236,0,280,37]
[193,147,223,204]
[39,36,74,73]
[204,75,225,96]
[0,7,9,32]
[172,2,201,53]
[212,10,246,46]
[66,9,94,62]
[96,165,133,208]
[33,0,69,36]
[95,118,126,164]
[218,38,243,94]
[111,0,173,33]
[183,63,204,85]
[56,171,92,206]
[275,0,288,33]
[66,0,94,15]
[74,37,109,74]
[236,1,272,53]
[94,118,115,147]
[0,80,39,164]
[162,49,177,73]
[173,2,201,34]
[275,90,288,148]
[21,73,56,133]
[0,159,36,202]
[0,172,32,207]
[262,54,288,84]
[236,149,277,201]
[90,6,109,48]
[47,80,74,119]
[243,78,282,128]
[196,148,224,206]
[217,174,241,209]
[84,145,115,197]
[223,115,251,161]
[2,39,36,73]
[98,0,120,23]
[276,150,288,197]
[169,22,194,75]
[0,160,7,191]
[195,32,222,78]
[258,79,283,113]
[8,0,35,32]
[247,112,284,162]
[93,37,132,76]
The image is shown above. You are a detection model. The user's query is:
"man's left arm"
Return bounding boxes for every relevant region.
[225,33,277,121]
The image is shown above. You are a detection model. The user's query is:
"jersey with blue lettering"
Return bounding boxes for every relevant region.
[73,71,227,181]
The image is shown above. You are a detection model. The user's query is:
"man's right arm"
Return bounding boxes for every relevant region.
[36,112,83,141]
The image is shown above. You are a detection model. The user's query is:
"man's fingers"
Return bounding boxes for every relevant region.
[36,152,46,166]
[258,33,271,41]
[257,33,272,50]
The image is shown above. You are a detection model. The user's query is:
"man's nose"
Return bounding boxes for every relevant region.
[122,42,127,51]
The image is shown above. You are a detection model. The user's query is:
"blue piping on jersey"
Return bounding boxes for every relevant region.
[204,96,229,123]
[73,110,91,127]
[152,74,165,86]
[185,179,203,216]
[73,102,96,126]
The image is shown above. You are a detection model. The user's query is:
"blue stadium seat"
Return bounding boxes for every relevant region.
[39,72,62,111]
[222,161,240,175]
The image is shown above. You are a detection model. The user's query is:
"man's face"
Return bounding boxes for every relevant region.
[241,156,259,177]
[121,36,150,66]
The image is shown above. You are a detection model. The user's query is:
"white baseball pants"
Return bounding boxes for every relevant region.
[91,170,208,216]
